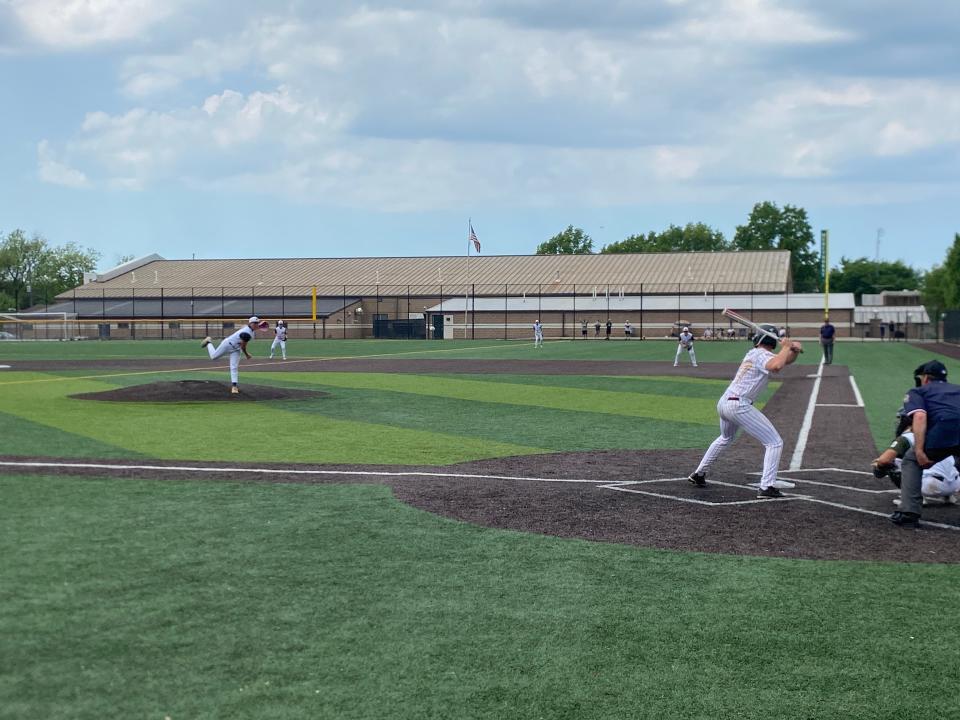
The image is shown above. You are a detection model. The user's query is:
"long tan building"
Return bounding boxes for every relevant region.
[34,249,867,341]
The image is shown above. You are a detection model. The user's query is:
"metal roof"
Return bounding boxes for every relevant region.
[430,293,855,313]
[63,251,792,298]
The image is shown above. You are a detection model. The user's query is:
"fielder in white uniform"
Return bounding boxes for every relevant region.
[201,316,264,394]
[533,320,543,348]
[674,327,698,367]
[270,320,288,360]
[687,324,803,498]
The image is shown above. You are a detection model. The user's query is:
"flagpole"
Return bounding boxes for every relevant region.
[465,218,470,340]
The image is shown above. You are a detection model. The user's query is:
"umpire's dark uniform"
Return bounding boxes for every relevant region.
[894,360,960,526]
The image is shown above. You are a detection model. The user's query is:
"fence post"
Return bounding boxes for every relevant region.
[161,288,165,340]
[504,283,508,340]
[471,283,475,339]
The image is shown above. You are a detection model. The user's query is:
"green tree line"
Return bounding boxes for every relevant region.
[0,229,100,311]
[536,202,956,307]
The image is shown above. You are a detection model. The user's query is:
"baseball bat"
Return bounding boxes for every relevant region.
[721,308,802,352]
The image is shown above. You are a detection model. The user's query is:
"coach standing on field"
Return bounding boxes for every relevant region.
[892,360,960,527]
[819,316,836,365]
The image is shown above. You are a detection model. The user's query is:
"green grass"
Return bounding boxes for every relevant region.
[0,369,769,462]
[2,475,958,720]
[3,339,960,719]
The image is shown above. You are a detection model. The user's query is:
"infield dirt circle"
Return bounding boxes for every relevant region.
[4,356,960,563]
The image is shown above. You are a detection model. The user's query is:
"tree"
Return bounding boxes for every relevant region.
[829,257,923,303]
[536,226,594,255]
[0,230,100,309]
[923,233,960,311]
[602,222,728,253]
[732,202,820,292]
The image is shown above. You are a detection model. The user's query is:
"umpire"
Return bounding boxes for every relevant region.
[892,360,960,527]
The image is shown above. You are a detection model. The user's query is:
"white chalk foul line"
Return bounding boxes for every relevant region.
[800,496,960,531]
[0,461,607,484]
[790,356,824,470]
[849,375,865,407]
[598,483,808,506]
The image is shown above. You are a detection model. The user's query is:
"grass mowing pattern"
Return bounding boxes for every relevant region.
[0,371,752,462]
[2,475,957,720]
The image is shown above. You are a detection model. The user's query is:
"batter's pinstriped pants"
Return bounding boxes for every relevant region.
[695,398,783,488]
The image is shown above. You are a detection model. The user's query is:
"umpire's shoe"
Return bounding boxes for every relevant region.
[890,511,920,528]
[687,472,707,487]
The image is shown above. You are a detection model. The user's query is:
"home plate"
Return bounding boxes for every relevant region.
[748,479,797,489]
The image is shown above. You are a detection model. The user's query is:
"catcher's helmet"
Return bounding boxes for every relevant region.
[752,324,779,348]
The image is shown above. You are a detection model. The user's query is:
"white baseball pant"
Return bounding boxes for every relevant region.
[694,398,783,489]
[675,345,697,366]
[207,340,242,384]
[270,337,286,358]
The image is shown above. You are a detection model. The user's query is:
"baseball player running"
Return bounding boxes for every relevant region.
[687,324,802,497]
[270,319,288,359]
[201,316,267,394]
[533,319,543,348]
[674,326,698,367]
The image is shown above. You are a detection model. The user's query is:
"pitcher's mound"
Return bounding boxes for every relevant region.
[71,380,328,403]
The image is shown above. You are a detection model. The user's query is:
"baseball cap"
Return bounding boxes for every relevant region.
[248,316,260,324]
[918,360,948,381]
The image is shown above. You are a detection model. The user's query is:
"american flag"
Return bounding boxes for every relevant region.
[469,223,481,253]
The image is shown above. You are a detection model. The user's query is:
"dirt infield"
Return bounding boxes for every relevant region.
[3,356,960,563]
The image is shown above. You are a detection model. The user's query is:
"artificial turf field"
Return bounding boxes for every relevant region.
[2,339,959,719]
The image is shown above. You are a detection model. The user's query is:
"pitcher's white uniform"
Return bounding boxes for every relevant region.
[533,320,543,348]
[270,321,287,359]
[204,318,259,387]
[674,329,698,367]
[694,346,783,490]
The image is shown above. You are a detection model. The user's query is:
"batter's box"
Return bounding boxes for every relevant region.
[745,467,898,496]
[600,478,809,506]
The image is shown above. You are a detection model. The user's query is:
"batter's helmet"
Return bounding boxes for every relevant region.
[752,324,780,348]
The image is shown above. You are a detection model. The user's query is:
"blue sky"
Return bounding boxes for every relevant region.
[1,0,958,272]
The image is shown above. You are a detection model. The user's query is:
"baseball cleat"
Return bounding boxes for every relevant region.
[890,511,920,528]
[201,336,213,348]
[687,472,707,487]
[231,386,240,395]
[756,486,783,499]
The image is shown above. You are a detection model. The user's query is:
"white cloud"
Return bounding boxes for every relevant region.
[37,140,89,187]
[10,0,178,48]
[674,0,851,44]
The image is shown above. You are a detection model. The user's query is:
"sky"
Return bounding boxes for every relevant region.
[1,0,958,273]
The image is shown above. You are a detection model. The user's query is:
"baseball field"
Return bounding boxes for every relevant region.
[2,338,959,719]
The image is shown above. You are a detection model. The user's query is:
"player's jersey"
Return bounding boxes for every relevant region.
[534,322,543,337]
[275,325,287,341]
[225,324,256,351]
[679,331,694,346]
[722,347,775,403]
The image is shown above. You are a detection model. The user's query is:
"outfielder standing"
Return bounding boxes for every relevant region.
[674,326,698,367]
[270,319,288,360]
[687,324,802,498]
[201,316,266,394]
[533,319,543,348]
